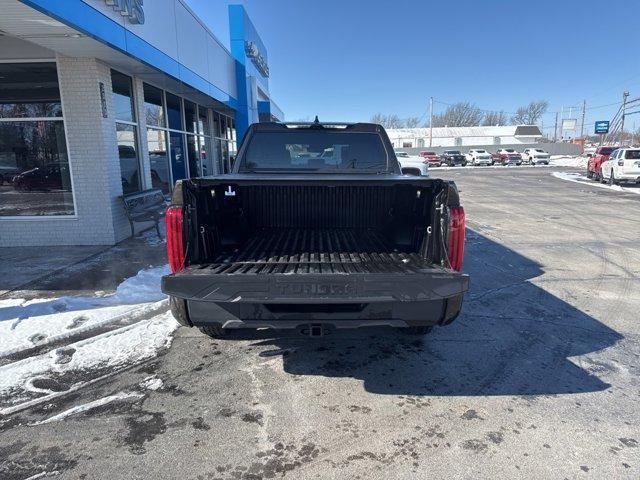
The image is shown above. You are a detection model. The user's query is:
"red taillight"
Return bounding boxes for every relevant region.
[447,206,465,271]
[166,206,185,273]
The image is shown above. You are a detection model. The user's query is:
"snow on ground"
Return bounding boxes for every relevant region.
[0,265,170,357]
[551,171,640,195]
[0,265,178,415]
[0,312,177,414]
[30,391,145,425]
[548,155,588,168]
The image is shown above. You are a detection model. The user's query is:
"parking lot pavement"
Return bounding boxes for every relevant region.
[1,167,639,479]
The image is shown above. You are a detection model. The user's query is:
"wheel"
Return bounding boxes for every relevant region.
[587,170,593,179]
[169,296,192,327]
[404,326,433,335]
[609,170,616,186]
[198,325,227,338]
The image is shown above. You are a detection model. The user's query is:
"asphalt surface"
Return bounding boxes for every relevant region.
[2,167,640,479]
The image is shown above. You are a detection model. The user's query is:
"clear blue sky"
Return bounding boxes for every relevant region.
[186,0,640,134]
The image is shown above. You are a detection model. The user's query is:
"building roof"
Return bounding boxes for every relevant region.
[386,125,542,139]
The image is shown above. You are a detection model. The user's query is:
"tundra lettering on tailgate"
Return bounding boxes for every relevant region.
[274,282,357,297]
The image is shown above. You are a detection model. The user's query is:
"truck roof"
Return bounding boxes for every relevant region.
[251,121,385,134]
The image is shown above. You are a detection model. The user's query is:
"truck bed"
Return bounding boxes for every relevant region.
[198,228,433,275]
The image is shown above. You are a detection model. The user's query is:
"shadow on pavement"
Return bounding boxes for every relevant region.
[220,230,622,396]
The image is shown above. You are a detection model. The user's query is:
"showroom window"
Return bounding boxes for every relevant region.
[0,62,74,217]
[212,111,236,173]
[111,70,141,195]
[143,82,222,189]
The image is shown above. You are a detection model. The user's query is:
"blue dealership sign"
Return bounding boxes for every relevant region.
[595,121,610,134]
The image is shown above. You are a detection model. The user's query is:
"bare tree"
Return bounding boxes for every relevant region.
[404,116,421,128]
[385,114,404,129]
[431,102,484,127]
[370,113,386,125]
[511,100,549,125]
[482,111,507,126]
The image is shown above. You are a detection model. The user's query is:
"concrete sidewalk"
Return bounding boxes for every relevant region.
[0,229,168,300]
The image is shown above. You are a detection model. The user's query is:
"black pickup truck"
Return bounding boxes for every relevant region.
[161,121,469,338]
[440,150,467,167]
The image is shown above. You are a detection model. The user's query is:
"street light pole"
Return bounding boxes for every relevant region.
[620,91,630,145]
[580,100,586,138]
[429,97,433,148]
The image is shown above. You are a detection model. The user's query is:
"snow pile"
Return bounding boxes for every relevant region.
[0,312,177,414]
[140,375,164,391]
[551,172,640,195]
[30,391,144,425]
[549,156,588,168]
[0,265,170,357]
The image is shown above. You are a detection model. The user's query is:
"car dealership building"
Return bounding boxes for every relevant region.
[0,0,282,246]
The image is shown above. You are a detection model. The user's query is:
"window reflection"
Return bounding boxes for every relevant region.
[116,124,140,194]
[184,101,197,134]
[148,128,170,194]
[186,134,199,178]
[0,121,73,216]
[143,83,165,128]
[166,93,183,131]
[0,63,63,119]
[111,70,135,123]
[169,131,186,182]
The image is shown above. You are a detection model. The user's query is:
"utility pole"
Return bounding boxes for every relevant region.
[620,91,630,145]
[560,106,564,141]
[580,100,586,138]
[553,112,558,142]
[429,97,434,148]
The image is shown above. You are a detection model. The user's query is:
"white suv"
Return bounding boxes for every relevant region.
[600,148,640,185]
[465,149,492,166]
[522,148,550,165]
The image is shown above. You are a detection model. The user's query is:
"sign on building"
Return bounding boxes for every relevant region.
[104,0,145,25]
[594,120,610,134]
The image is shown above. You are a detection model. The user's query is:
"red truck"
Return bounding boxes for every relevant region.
[587,146,618,182]
[419,151,442,167]
[492,149,522,166]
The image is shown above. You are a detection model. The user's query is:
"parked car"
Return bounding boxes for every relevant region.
[587,146,618,181]
[0,165,21,186]
[12,163,71,191]
[522,148,550,165]
[162,121,469,338]
[492,149,522,166]
[600,148,640,185]
[441,150,467,166]
[396,151,429,176]
[419,151,442,167]
[465,149,492,166]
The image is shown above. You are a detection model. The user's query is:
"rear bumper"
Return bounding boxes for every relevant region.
[162,270,469,329]
[617,172,640,181]
[184,295,465,329]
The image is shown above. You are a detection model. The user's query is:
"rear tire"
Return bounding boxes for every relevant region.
[169,296,192,327]
[587,170,593,179]
[609,170,616,185]
[405,326,433,335]
[198,325,227,338]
